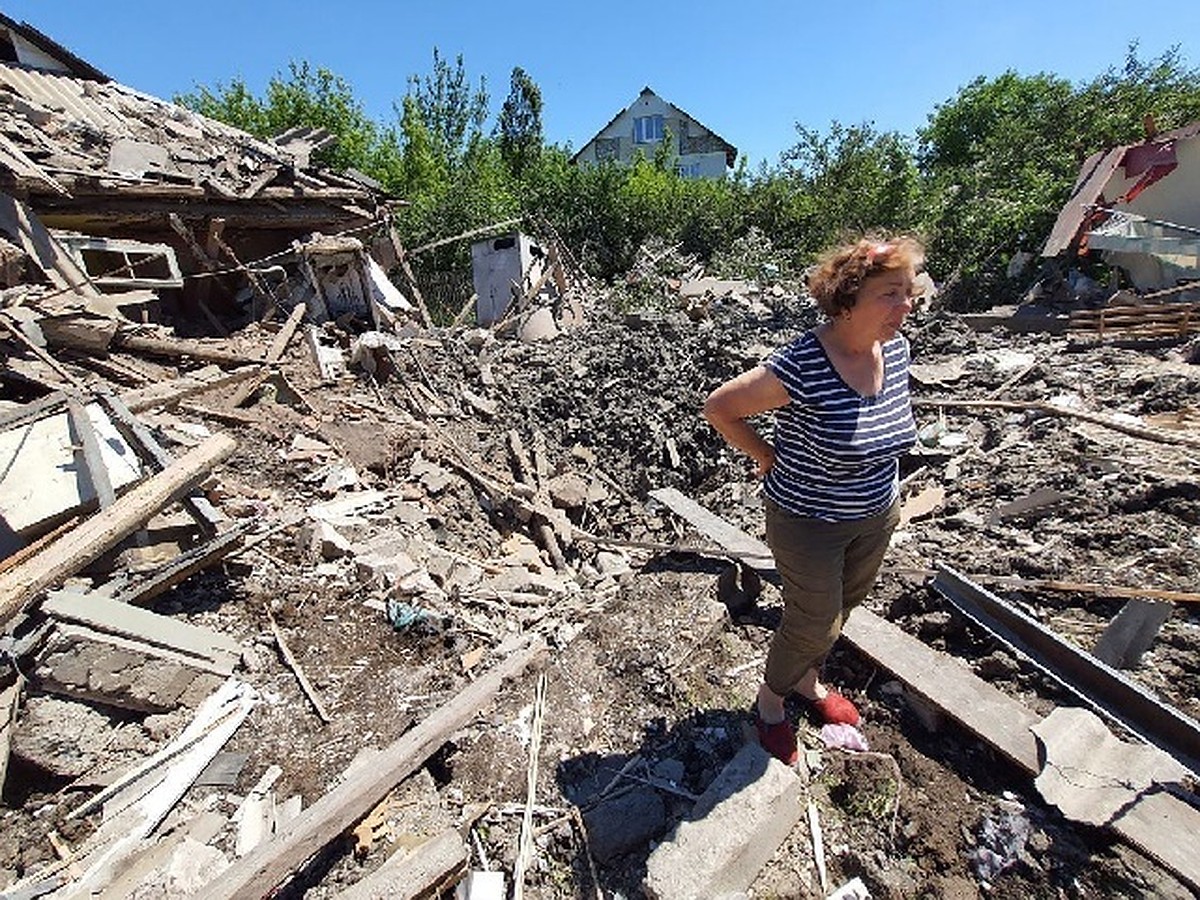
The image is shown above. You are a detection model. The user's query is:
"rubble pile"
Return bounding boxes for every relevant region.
[2,21,1200,899]
[3,218,1200,897]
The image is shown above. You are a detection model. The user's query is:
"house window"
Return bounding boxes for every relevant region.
[675,161,702,179]
[634,115,664,144]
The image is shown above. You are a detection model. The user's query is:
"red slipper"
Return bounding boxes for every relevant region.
[811,691,860,726]
[755,715,799,765]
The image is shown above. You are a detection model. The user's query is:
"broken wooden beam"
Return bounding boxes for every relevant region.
[972,574,1200,606]
[109,524,247,606]
[388,227,433,328]
[0,434,237,628]
[113,332,261,367]
[507,431,566,572]
[913,398,1200,450]
[96,388,224,534]
[225,302,307,408]
[119,366,262,413]
[267,606,331,724]
[334,828,467,900]
[206,634,546,900]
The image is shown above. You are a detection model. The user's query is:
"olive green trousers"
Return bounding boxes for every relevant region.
[762,496,900,697]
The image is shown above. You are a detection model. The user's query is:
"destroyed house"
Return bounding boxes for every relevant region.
[572,87,737,179]
[1042,121,1200,294]
[0,21,389,325]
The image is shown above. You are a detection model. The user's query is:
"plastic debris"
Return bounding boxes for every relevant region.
[820,722,870,752]
[970,808,1032,882]
[386,598,437,634]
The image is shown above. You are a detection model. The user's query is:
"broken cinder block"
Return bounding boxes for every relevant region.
[34,624,226,713]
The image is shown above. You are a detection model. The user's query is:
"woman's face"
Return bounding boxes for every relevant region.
[852,267,915,339]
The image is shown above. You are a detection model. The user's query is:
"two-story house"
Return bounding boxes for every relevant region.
[571,87,737,179]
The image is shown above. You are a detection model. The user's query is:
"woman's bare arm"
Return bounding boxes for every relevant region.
[703,366,789,477]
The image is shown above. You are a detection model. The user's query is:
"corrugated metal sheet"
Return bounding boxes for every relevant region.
[1041,147,1125,257]
[0,66,129,134]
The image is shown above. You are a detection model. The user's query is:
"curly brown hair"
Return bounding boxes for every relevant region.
[806,236,925,317]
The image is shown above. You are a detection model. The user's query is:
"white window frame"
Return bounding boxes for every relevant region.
[633,114,664,145]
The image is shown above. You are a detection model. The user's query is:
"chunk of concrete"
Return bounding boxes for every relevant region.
[299,519,352,560]
[11,695,112,777]
[643,743,805,900]
[34,624,225,713]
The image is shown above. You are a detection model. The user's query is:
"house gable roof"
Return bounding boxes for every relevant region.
[0,12,109,82]
[572,86,737,168]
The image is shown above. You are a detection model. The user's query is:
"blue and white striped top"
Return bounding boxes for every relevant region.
[763,331,916,522]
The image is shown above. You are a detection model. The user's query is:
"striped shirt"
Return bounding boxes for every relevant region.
[763,331,916,521]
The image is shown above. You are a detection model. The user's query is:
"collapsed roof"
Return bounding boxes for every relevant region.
[1042,121,1200,292]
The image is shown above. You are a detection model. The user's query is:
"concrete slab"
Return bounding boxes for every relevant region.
[643,742,805,900]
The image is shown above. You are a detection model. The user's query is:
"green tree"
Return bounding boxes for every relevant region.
[916,71,1078,306]
[405,48,489,169]
[176,77,268,135]
[497,66,543,177]
[778,121,923,262]
[1074,44,1200,148]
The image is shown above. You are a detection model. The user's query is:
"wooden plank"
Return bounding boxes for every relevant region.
[0,434,237,628]
[41,590,240,672]
[1114,790,1200,889]
[388,228,432,328]
[648,487,775,570]
[206,635,546,900]
[334,828,467,900]
[0,192,97,297]
[267,606,331,723]
[110,525,247,607]
[972,575,1200,606]
[913,398,1200,450]
[117,366,261,413]
[226,302,307,408]
[113,333,261,367]
[97,388,223,534]
[842,608,1041,770]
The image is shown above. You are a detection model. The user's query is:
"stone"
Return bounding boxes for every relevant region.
[643,743,805,900]
[518,307,559,343]
[11,696,112,777]
[299,519,352,560]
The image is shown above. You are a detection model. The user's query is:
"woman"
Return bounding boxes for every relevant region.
[703,236,922,764]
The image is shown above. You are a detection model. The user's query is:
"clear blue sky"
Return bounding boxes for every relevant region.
[5,1,1200,169]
